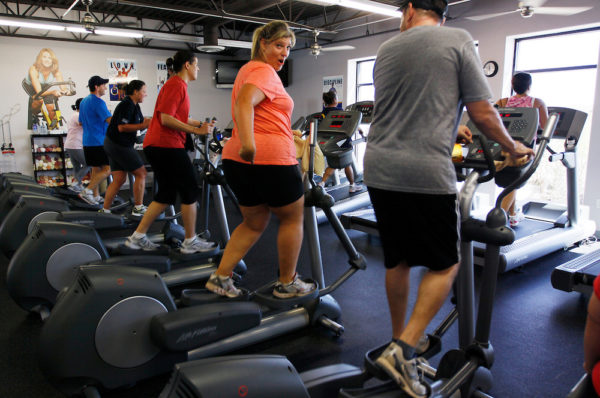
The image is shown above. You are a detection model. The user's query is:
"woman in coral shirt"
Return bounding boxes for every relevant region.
[206,21,316,299]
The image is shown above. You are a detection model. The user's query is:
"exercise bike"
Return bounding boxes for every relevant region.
[22,78,76,130]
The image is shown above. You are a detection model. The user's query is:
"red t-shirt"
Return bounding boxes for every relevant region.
[222,60,296,165]
[144,75,190,149]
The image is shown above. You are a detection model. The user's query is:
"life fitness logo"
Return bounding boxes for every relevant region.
[238,385,248,397]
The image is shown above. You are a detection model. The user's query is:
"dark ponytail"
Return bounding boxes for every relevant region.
[172,50,196,73]
[125,79,145,96]
[322,91,337,107]
[71,97,83,111]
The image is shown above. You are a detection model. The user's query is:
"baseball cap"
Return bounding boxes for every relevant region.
[398,0,448,18]
[87,75,109,88]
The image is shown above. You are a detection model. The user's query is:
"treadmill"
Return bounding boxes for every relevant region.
[551,242,600,295]
[471,106,595,272]
[314,101,373,224]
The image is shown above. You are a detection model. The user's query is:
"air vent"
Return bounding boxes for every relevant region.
[174,377,196,398]
[77,273,92,294]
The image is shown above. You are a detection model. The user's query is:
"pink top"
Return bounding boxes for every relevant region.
[222,60,296,165]
[64,112,83,149]
[505,95,534,108]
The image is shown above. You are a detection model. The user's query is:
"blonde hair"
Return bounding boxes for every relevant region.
[251,21,296,60]
[34,48,59,74]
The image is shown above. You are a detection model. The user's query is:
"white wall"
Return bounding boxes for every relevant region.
[0,37,235,176]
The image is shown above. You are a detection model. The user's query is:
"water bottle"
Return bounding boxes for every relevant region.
[32,123,38,134]
[41,121,48,135]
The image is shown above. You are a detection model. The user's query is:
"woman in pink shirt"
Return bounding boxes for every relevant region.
[496,72,548,227]
[205,21,316,299]
[64,98,90,192]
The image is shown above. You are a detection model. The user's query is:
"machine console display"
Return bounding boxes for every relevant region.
[547,106,587,142]
[463,107,538,164]
[318,110,362,138]
[347,101,374,124]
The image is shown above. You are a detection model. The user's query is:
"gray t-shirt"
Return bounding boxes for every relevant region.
[364,26,491,194]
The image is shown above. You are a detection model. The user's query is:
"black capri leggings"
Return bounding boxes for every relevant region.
[143,146,199,205]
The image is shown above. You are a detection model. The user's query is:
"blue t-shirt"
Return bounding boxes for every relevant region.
[79,94,111,147]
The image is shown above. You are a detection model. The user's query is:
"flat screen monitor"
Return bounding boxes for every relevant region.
[215,60,245,88]
[215,59,291,88]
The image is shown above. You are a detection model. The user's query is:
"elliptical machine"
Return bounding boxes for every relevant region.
[5,133,246,319]
[37,119,367,397]
[157,114,560,398]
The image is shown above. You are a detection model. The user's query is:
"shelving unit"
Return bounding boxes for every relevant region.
[31,133,78,187]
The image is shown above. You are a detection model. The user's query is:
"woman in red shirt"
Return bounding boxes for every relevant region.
[205,21,316,299]
[125,50,215,254]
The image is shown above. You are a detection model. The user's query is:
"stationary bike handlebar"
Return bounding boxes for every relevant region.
[32,79,77,101]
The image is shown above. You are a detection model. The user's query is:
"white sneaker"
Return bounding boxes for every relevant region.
[98,208,111,214]
[131,205,147,217]
[376,342,429,398]
[78,188,99,205]
[125,234,160,251]
[509,210,525,227]
[205,272,242,298]
[69,183,83,193]
[95,195,104,204]
[272,273,317,298]
[180,235,218,254]
[349,183,363,193]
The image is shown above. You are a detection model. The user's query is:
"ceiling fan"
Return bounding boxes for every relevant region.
[465,0,592,21]
[62,0,137,33]
[310,30,355,58]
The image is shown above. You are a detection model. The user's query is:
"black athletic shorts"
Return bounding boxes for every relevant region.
[83,145,110,167]
[222,160,303,207]
[104,137,144,172]
[143,146,199,205]
[368,187,460,271]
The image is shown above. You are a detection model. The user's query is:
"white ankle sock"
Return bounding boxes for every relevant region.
[132,232,145,239]
[183,236,196,245]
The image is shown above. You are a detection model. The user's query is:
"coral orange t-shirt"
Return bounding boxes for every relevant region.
[144,75,189,149]
[222,60,296,165]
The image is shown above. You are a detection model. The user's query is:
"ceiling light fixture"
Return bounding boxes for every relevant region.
[94,29,143,38]
[0,18,65,31]
[67,26,143,38]
[307,0,402,18]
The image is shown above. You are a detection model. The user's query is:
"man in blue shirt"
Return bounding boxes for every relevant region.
[79,75,112,205]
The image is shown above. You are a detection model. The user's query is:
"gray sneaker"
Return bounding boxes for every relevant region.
[125,234,160,251]
[205,272,242,298]
[273,274,316,299]
[180,235,217,254]
[375,342,429,398]
[78,188,98,205]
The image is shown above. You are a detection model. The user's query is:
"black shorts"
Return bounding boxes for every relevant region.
[368,187,460,271]
[104,137,144,172]
[83,145,110,167]
[222,160,303,207]
[143,146,199,205]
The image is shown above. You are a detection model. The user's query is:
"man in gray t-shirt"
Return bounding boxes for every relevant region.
[365,1,533,396]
